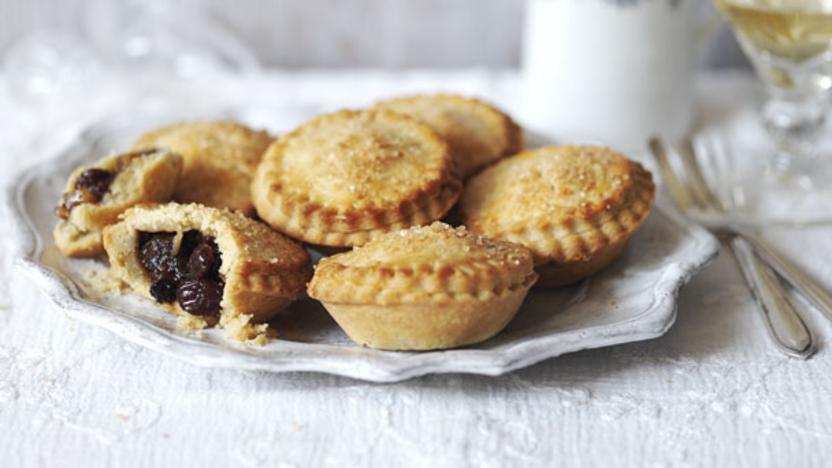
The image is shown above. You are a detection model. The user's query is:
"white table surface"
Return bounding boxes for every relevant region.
[1,70,831,468]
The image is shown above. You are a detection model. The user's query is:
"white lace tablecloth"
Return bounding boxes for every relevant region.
[1,70,831,468]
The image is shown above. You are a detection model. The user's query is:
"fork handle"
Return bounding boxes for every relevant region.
[731,237,815,359]
[736,229,832,322]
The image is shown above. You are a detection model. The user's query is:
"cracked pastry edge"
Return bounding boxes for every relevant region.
[102,202,311,343]
[461,161,656,265]
[372,93,525,177]
[53,149,183,257]
[307,226,538,306]
[103,203,311,301]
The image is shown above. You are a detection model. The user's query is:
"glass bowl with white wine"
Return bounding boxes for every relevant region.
[713,0,832,191]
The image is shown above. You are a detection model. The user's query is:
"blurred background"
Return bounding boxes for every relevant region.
[0,0,747,70]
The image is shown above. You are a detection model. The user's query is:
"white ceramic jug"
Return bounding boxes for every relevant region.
[522,0,713,152]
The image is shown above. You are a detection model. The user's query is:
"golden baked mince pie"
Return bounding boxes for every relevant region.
[49,95,658,348]
[252,109,462,247]
[460,145,655,288]
[373,94,524,178]
[307,222,538,350]
[132,120,272,213]
[103,203,310,343]
[54,148,182,257]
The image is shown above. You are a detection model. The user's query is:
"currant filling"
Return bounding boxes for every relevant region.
[137,230,224,316]
[56,168,114,219]
[55,149,159,220]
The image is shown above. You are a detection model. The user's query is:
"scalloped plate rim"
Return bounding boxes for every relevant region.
[4,114,720,382]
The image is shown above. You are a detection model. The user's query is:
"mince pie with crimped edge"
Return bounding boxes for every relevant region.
[459,145,655,288]
[103,203,311,343]
[307,222,538,350]
[132,120,272,214]
[54,148,182,257]
[252,109,462,247]
[372,94,524,178]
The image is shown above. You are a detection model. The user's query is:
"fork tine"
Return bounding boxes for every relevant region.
[648,138,694,211]
[678,139,727,212]
[707,135,746,210]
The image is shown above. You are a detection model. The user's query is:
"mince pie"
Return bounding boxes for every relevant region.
[54,149,182,257]
[372,94,524,177]
[103,203,310,343]
[252,109,462,247]
[132,120,272,213]
[307,222,537,350]
[459,145,655,287]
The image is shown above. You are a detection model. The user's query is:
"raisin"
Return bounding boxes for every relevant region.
[138,231,154,248]
[74,168,113,201]
[187,239,221,279]
[177,279,223,316]
[179,230,203,260]
[138,234,185,282]
[149,278,177,303]
[137,230,225,313]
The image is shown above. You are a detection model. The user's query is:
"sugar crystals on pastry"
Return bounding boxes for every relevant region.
[307,222,537,350]
[460,145,655,287]
[54,148,182,257]
[103,203,310,343]
[252,109,462,247]
[373,93,524,178]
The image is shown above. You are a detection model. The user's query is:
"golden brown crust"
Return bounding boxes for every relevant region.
[102,203,311,339]
[132,120,273,213]
[307,222,537,350]
[308,222,536,305]
[534,239,629,288]
[53,149,182,257]
[320,276,536,350]
[372,94,524,177]
[252,109,462,247]
[460,145,655,286]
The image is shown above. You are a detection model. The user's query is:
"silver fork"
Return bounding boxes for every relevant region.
[649,138,816,359]
[680,138,832,324]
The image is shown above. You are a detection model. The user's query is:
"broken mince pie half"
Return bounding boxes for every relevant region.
[54,148,182,257]
[132,120,273,214]
[307,222,538,350]
[459,145,655,288]
[251,109,462,247]
[372,94,524,178]
[103,203,310,342]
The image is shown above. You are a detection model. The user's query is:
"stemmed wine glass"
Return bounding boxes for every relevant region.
[712,0,832,190]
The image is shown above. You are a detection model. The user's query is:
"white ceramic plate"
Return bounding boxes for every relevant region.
[6,111,719,382]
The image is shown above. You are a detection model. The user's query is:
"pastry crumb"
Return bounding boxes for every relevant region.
[80,267,128,294]
[220,313,272,345]
[177,314,210,330]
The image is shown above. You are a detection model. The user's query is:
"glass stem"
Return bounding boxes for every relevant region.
[763,84,827,174]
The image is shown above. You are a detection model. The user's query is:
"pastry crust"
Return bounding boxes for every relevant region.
[132,120,273,213]
[102,203,311,340]
[372,94,524,177]
[459,145,655,287]
[54,149,182,257]
[308,222,537,350]
[252,109,462,247]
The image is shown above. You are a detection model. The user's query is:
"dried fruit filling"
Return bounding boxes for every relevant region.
[138,230,224,316]
[56,168,114,219]
[55,149,159,219]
